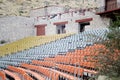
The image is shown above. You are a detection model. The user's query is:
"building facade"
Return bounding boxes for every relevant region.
[1,0,119,43]
[97,0,120,22]
[32,5,107,36]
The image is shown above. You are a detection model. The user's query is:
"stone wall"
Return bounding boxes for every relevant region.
[0,16,35,43]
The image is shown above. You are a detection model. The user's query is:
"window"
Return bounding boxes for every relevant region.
[56,25,66,34]
[79,22,90,32]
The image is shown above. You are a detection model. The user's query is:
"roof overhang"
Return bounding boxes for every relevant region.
[35,24,47,27]
[53,21,68,25]
[75,18,93,23]
[96,8,120,16]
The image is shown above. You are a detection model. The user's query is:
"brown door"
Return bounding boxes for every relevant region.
[36,26,45,36]
[106,0,117,11]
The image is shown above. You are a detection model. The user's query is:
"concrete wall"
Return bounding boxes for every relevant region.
[0,16,35,43]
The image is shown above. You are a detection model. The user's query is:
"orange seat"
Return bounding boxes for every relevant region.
[4,70,21,80]
[0,71,6,80]
[7,66,33,80]
[76,67,84,76]
[19,68,45,80]
[32,60,56,67]
[50,72,59,80]
[21,63,56,79]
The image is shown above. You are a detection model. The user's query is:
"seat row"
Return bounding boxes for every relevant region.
[0,66,46,80]
[0,33,72,57]
[0,44,109,80]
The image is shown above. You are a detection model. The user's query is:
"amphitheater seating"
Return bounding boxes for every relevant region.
[19,68,46,80]
[0,71,6,80]
[3,70,21,80]
[0,28,109,80]
[0,33,72,57]
[20,63,79,80]
[7,66,33,80]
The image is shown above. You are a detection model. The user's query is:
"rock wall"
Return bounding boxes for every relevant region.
[0,16,35,43]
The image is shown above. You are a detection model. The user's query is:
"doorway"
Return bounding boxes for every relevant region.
[36,25,46,36]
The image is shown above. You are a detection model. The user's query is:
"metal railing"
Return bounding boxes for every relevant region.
[96,2,120,13]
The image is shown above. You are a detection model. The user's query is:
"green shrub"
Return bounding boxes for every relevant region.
[97,16,120,79]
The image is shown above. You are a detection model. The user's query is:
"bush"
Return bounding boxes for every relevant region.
[97,16,120,79]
